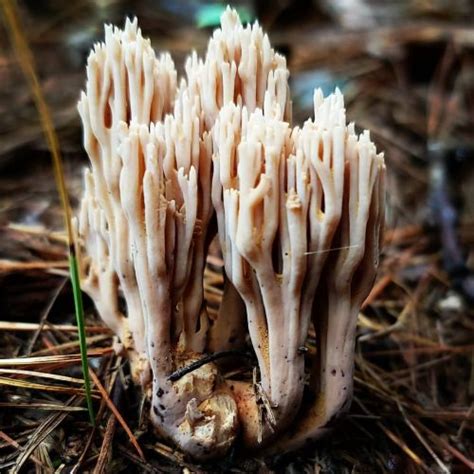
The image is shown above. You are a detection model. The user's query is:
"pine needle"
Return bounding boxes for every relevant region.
[0,376,100,397]
[0,349,112,367]
[0,368,85,384]
[88,369,145,460]
[0,0,95,425]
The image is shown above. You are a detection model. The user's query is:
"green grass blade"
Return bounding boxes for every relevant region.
[1,0,95,425]
[69,253,95,425]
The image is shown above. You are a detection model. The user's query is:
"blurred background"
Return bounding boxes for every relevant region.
[0,1,473,472]
[1,0,474,241]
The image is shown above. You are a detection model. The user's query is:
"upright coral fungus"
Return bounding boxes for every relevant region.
[76,8,385,460]
[77,18,237,459]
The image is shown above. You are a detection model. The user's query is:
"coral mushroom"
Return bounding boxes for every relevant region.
[76,8,385,459]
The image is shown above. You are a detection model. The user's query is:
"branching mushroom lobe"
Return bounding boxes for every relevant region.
[267,92,386,453]
[185,7,292,352]
[77,18,176,382]
[77,20,238,458]
[211,91,349,445]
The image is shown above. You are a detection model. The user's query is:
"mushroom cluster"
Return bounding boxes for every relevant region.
[76,8,385,459]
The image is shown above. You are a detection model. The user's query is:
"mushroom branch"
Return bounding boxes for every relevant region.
[117,118,237,458]
[76,7,385,460]
[211,89,370,446]
[185,6,291,129]
[267,99,386,454]
[184,6,292,352]
[211,104,305,444]
[76,19,237,458]
[76,18,177,382]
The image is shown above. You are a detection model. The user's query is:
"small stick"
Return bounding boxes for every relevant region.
[88,368,145,460]
[397,401,450,474]
[93,413,117,474]
[0,321,110,333]
[167,350,254,382]
[0,430,45,469]
[0,259,69,271]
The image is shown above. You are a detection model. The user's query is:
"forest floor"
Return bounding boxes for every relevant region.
[0,1,473,472]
